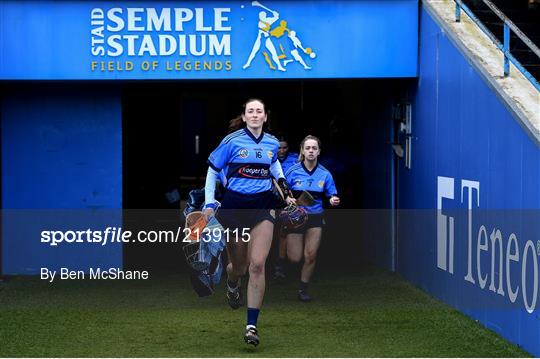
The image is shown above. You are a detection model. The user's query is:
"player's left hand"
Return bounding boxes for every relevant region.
[329,196,340,206]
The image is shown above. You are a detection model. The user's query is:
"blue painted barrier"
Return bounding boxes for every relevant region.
[397,6,540,355]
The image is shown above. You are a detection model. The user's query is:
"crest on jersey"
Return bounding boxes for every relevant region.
[239,149,249,158]
[267,151,274,159]
[318,180,324,188]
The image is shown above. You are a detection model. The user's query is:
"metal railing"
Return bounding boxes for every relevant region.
[454,0,540,92]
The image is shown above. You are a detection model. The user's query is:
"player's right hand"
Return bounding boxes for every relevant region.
[285,196,297,206]
[203,207,215,221]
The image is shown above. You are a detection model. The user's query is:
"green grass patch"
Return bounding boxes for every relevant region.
[0,266,530,357]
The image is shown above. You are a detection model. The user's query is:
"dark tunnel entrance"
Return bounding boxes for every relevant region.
[122,79,414,271]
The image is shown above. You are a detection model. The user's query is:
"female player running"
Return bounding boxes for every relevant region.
[202,98,294,347]
[285,135,340,302]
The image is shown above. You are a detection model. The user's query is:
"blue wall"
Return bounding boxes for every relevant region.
[397,6,540,355]
[1,85,123,274]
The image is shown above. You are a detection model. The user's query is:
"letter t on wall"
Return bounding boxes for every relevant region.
[437,176,455,273]
[461,179,480,284]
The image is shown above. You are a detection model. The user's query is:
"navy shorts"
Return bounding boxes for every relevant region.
[284,213,325,235]
[218,189,277,231]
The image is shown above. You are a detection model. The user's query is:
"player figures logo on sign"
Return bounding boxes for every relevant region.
[242,1,317,72]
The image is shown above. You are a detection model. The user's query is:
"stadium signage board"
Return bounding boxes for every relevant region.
[437,176,539,314]
[0,0,418,79]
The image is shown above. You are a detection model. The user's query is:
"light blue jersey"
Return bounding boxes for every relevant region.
[278,152,299,175]
[285,162,338,214]
[208,128,279,194]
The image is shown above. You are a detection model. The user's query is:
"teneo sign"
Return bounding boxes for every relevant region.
[437,176,539,313]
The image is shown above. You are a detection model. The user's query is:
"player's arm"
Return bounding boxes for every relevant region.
[203,167,219,219]
[203,140,231,218]
[270,160,296,205]
[325,173,340,207]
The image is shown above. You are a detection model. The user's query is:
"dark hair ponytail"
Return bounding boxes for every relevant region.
[228,116,244,133]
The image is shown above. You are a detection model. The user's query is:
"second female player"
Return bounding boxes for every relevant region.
[284,135,340,302]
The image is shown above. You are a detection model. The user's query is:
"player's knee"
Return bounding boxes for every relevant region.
[304,251,317,264]
[249,262,265,277]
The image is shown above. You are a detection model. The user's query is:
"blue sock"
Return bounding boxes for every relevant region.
[247,307,260,327]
